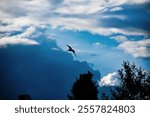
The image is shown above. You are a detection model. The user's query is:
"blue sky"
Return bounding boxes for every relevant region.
[0,0,150,98]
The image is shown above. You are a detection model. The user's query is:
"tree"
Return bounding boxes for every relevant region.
[101,92,109,100]
[108,61,150,100]
[68,71,99,100]
[143,72,150,99]
[18,94,32,100]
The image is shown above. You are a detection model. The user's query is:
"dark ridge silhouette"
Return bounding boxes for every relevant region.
[68,71,99,100]
[102,61,150,100]
[18,94,32,100]
[66,45,76,56]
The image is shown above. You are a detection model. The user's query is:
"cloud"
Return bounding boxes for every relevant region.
[0,0,50,18]
[99,72,120,86]
[0,37,39,47]
[101,14,127,20]
[128,0,149,4]
[0,0,150,59]
[54,1,104,15]
[93,42,101,46]
[92,42,105,47]
[0,0,149,37]
[118,39,150,58]
[51,47,61,51]
[49,17,148,36]
[110,7,123,12]
[0,26,39,47]
[100,0,149,6]
[0,17,39,33]
[0,37,100,99]
[111,35,128,42]
[18,26,36,38]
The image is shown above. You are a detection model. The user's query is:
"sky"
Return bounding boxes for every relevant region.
[0,0,150,99]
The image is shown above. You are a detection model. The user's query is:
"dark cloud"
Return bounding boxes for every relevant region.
[100,4,150,34]
[0,39,100,99]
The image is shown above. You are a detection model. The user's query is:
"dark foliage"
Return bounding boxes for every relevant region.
[143,72,150,99]
[101,92,109,100]
[68,71,99,100]
[18,94,32,100]
[104,61,150,100]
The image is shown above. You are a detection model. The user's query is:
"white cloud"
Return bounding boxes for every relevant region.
[111,35,128,42]
[110,7,123,12]
[18,26,36,38]
[93,42,101,46]
[51,48,61,51]
[102,15,127,20]
[0,0,149,48]
[0,37,39,47]
[118,39,150,58]
[99,72,120,86]
[128,0,149,4]
[0,25,39,47]
[49,17,147,36]
[0,17,39,33]
[54,1,104,15]
[0,0,50,18]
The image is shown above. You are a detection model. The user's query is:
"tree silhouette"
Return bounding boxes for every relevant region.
[68,71,99,100]
[18,94,32,100]
[107,61,150,100]
[143,72,150,99]
[101,92,109,100]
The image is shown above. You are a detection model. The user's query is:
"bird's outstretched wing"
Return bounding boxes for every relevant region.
[67,45,72,50]
[73,51,76,56]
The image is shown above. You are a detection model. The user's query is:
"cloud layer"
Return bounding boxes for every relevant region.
[0,0,150,58]
[0,0,149,35]
[118,39,150,58]
[0,32,100,99]
[0,37,39,47]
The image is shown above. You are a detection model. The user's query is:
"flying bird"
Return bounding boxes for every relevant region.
[66,45,76,56]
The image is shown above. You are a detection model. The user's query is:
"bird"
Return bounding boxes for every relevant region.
[66,45,76,56]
